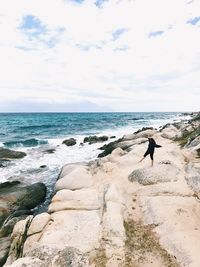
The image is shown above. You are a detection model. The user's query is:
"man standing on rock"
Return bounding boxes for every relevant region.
[139,137,162,166]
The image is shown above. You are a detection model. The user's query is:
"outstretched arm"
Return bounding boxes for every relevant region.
[155,144,162,148]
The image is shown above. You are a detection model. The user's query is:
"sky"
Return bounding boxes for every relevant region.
[0,0,200,112]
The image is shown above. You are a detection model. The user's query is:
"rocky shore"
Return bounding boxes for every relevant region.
[1,112,200,267]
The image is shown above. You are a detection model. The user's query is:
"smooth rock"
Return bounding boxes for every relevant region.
[27,213,50,236]
[55,167,93,191]
[49,189,100,213]
[59,164,87,179]
[5,257,44,267]
[36,210,101,253]
[128,164,181,185]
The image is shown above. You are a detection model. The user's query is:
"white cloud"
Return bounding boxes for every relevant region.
[0,0,200,111]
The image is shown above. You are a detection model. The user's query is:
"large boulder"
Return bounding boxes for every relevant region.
[55,167,93,191]
[128,163,181,185]
[62,138,76,146]
[0,181,46,227]
[48,189,100,213]
[0,148,26,160]
[23,210,101,254]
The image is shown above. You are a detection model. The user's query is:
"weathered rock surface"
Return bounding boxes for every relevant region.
[48,188,100,212]
[0,237,10,267]
[128,163,181,185]
[55,167,93,191]
[0,148,26,160]
[62,138,76,146]
[6,246,89,267]
[27,213,50,236]
[5,216,33,266]
[5,112,200,267]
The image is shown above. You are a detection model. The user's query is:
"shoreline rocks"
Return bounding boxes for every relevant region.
[0,148,26,160]
[84,135,108,144]
[62,138,76,146]
[0,181,46,267]
[2,111,200,267]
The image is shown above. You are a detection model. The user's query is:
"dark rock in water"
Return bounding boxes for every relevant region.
[134,127,154,134]
[79,142,84,146]
[0,236,10,267]
[0,181,46,227]
[62,138,76,146]
[40,165,47,168]
[84,135,108,144]
[0,148,26,159]
[0,159,10,168]
[43,149,56,154]
[110,136,116,139]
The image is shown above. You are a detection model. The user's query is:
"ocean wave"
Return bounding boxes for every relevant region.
[3,138,48,148]
[128,118,144,121]
[18,124,56,130]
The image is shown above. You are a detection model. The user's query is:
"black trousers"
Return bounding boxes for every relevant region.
[144,149,154,160]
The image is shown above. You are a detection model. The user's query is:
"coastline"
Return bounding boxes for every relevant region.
[1,112,200,267]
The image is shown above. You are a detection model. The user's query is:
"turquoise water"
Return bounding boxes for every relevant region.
[0,112,179,147]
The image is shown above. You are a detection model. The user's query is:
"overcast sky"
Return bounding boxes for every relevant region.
[0,0,200,112]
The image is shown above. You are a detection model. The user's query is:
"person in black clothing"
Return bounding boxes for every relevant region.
[139,137,162,166]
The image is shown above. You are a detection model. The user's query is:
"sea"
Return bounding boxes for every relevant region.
[0,112,188,209]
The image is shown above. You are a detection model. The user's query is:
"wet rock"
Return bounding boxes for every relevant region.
[0,181,46,227]
[0,159,11,168]
[110,136,116,139]
[83,135,108,144]
[0,148,26,160]
[43,149,56,154]
[62,138,76,146]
